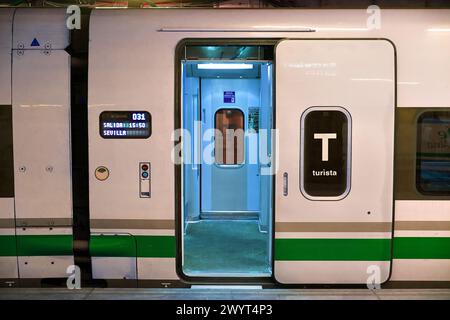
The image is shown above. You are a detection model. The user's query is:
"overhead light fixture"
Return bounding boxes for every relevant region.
[197,63,253,70]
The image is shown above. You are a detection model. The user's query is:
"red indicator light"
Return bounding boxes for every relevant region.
[141,164,149,171]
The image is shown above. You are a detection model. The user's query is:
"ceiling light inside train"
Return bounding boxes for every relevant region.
[197,63,254,70]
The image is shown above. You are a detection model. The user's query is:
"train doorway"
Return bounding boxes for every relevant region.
[178,44,274,279]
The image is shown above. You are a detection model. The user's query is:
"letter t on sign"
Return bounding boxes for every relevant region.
[314,133,337,161]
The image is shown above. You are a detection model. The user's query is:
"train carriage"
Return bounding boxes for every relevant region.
[0,7,449,287]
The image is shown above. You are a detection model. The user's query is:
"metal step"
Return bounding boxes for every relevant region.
[200,211,259,220]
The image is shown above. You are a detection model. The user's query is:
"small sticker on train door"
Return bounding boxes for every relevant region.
[30,38,40,47]
[224,91,235,103]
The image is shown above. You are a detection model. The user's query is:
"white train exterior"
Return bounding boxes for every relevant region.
[0,8,449,287]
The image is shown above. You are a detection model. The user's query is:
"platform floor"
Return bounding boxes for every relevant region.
[1,288,450,300]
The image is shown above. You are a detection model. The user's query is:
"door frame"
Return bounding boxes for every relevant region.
[174,38,278,284]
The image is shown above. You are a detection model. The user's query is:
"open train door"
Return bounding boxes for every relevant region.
[274,39,396,284]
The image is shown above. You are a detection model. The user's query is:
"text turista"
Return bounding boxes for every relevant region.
[312,169,338,176]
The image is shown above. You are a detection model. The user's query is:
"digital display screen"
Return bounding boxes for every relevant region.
[99,111,151,139]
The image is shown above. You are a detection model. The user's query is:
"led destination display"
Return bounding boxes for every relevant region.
[100,111,151,139]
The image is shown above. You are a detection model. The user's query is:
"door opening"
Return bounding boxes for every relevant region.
[179,44,274,278]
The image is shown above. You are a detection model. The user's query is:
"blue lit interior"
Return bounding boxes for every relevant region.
[181,60,274,277]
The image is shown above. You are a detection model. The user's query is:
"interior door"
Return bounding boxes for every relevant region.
[201,79,255,215]
[274,39,395,284]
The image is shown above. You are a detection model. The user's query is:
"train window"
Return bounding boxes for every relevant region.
[416,111,450,195]
[300,107,351,200]
[215,108,245,165]
[99,111,151,139]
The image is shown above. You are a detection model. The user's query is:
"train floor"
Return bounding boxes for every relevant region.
[1,288,450,300]
[183,219,271,277]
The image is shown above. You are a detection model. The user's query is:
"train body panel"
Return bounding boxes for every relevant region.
[0,8,16,282]
[1,8,73,285]
[0,7,449,286]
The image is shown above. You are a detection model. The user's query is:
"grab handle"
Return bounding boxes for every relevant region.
[283,172,288,196]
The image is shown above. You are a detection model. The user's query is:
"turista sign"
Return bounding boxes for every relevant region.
[312,133,338,176]
[302,109,350,198]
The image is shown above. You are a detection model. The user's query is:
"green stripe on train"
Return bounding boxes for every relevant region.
[136,235,176,258]
[393,237,450,259]
[0,235,73,256]
[1,235,449,260]
[275,237,450,260]
[275,238,392,261]
[90,235,176,258]
[0,235,17,256]
[90,235,136,257]
[17,235,73,256]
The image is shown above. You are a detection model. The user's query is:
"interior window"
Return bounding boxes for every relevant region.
[416,111,450,195]
[215,108,244,165]
[301,108,351,199]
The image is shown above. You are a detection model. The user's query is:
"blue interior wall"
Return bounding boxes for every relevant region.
[200,78,261,213]
[181,61,274,276]
[183,75,200,223]
[182,63,273,227]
